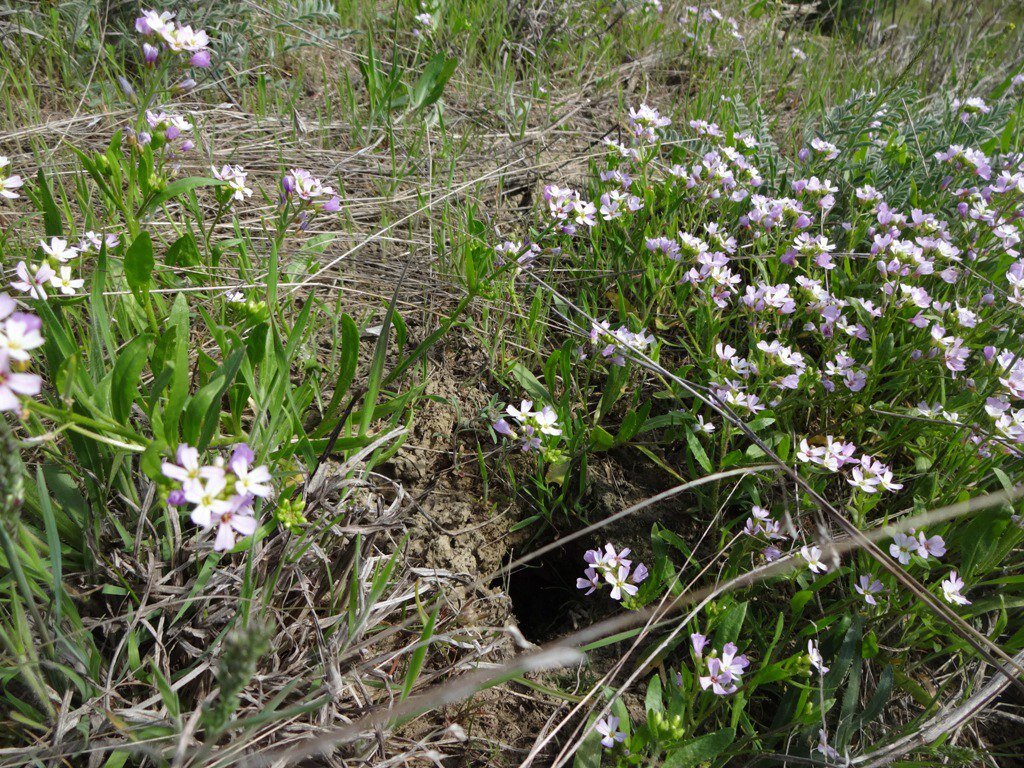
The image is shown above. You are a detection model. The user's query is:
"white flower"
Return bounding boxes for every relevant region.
[0,156,24,200]
[506,400,534,422]
[40,237,79,263]
[162,444,204,484]
[0,315,44,362]
[889,532,918,565]
[695,415,716,434]
[533,405,562,436]
[136,9,175,37]
[816,729,840,760]
[184,474,233,526]
[941,571,971,606]
[233,462,273,498]
[161,24,210,53]
[49,266,85,296]
[800,545,828,573]
[212,164,253,203]
[11,261,56,300]
[79,231,120,252]
[211,499,258,551]
[807,639,829,675]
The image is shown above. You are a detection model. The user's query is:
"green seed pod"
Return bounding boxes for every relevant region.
[274,496,307,533]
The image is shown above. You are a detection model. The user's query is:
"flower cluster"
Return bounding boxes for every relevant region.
[682,6,743,42]
[136,9,212,69]
[576,543,649,602]
[952,96,990,123]
[493,240,541,274]
[627,103,671,143]
[412,12,435,39]
[493,399,564,461]
[212,164,253,204]
[797,436,902,493]
[492,97,1015,722]
[162,443,272,551]
[282,168,341,225]
[690,633,749,695]
[139,110,196,155]
[11,237,95,300]
[584,320,656,367]
[742,504,789,561]
[886,529,972,606]
[543,184,597,234]
[0,293,43,413]
[889,530,946,564]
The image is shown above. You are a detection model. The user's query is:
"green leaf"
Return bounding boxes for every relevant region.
[140,440,164,480]
[714,601,747,646]
[663,727,735,768]
[545,460,570,485]
[960,509,1008,578]
[138,177,222,217]
[401,604,439,700]
[111,335,154,423]
[313,313,359,437]
[193,347,246,451]
[823,616,863,699]
[590,425,615,452]
[358,290,400,438]
[125,232,155,294]
[183,377,224,447]
[149,659,180,719]
[410,55,458,111]
[572,726,603,768]
[162,294,190,445]
[165,232,201,267]
[36,468,63,627]
[645,673,664,715]
[684,427,713,473]
[509,362,550,403]
[89,243,115,372]
[790,589,814,618]
[34,169,63,236]
[851,664,893,730]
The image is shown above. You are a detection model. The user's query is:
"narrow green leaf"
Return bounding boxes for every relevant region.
[111,335,154,423]
[163,294,190,444]
[35,169,63,236]
[402,604,439,700]
[313,314,360,438]
[359,277,403,437]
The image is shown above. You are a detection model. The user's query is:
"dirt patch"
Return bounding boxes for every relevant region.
[375,341,576,763]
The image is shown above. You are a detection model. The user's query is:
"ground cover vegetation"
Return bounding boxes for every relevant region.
[1,0,1024,766]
